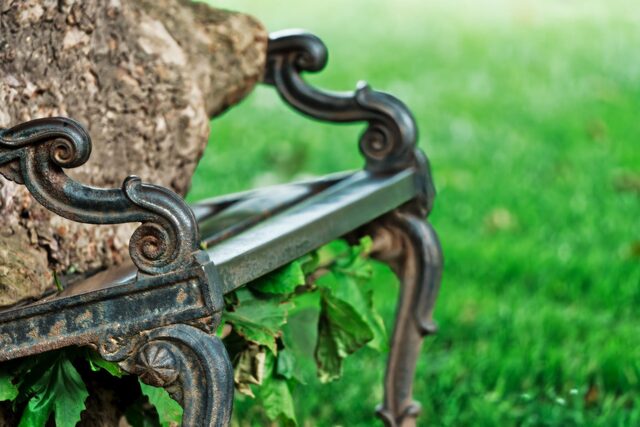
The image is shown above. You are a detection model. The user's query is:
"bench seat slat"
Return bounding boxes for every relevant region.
[208,169,417,294]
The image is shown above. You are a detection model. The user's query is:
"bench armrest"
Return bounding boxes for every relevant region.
[263,29,435,215]
[264,30,443,426]
[0,117,200,276]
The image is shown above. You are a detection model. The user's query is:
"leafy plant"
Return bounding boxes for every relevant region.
[223,236,386,425]
[0,237,387,426]
[0,350,90,427]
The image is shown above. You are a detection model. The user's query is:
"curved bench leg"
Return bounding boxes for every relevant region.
[101,324,234,427]
[370,210,443,427]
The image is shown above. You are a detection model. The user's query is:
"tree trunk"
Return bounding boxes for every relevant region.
[0,0,267,306]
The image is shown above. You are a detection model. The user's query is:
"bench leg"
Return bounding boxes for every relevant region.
[370,211,443,427]
[102,324,234,426]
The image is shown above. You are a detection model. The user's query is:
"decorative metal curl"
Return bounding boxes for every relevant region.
[0,117,199,275]
[101,324,234,427]
[264,29,436,214]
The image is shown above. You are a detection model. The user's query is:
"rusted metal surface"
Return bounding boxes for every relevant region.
[0,30,442,427]
[0,252,222,361]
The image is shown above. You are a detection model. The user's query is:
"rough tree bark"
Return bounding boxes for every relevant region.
[0,0,267,307]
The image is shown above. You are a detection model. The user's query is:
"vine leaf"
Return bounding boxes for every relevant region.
[261,378,297,426]
[281,302,320,385]
[315,237,386,382]
[222,295,291,354]
[275,348,296,380]
[316,239,351,266]
[316,235,387,353]
[316,271,387,352]
[316,236,372,271]
[314,289,374,383]
[139,380,182,427]
[258,354,297,426]
[18,355,88,427]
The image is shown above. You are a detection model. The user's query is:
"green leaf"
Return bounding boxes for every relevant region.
[355,235,373,256]
[18,356,89,427]
[363,294,388,352]
[334,238,374,279]
[280,295,321,384]
[139,381,182,427]
[316,235,386,351]
[316,271,387,352]
[260,378,297,426]
[221,237,382,409]
[0,370,18,402]
[84,350,124,378]
[314,290,374,382]
[258,353,297,426]
[222,298,290,354]
[250,260,305,295]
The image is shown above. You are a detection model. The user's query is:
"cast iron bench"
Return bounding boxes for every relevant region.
[0,30,442,427]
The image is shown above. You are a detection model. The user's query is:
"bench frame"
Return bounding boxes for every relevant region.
[0,30,442,427]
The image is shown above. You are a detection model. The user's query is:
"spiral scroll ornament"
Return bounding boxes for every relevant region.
[99,324,234,427]
[0,117,199,275]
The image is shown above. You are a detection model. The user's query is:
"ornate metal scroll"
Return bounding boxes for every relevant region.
[367,211,443,427]
[264,29,435,215]
[102,324,234,427]
[0,117,199,275]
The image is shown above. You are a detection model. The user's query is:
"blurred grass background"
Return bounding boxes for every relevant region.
[190,0,640,425]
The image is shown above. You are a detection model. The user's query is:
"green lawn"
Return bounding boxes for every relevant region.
[191,1,640,425]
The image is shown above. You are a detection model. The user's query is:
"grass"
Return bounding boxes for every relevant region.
[190,0,640,425]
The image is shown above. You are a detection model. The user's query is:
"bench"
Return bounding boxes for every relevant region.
[0,29,442,427]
